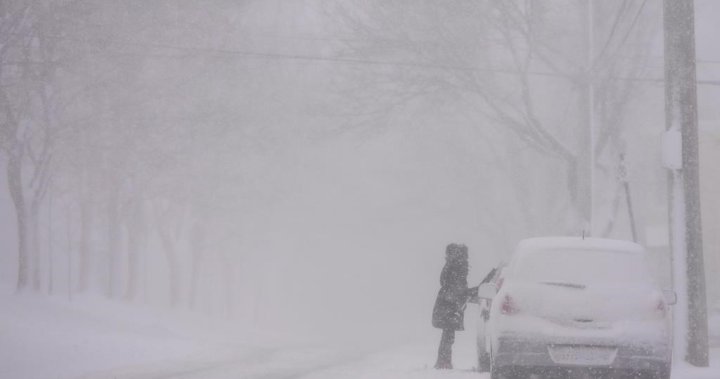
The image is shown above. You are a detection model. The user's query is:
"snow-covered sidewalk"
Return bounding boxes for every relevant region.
[0,286,317,379]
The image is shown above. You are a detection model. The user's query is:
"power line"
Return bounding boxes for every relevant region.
[5,32,720,86]
[8,31,572,78]
[69,38,720,87]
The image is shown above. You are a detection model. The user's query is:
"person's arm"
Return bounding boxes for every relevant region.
[467,285,479,298]
[466,268,496,301]
[480,268,497,284]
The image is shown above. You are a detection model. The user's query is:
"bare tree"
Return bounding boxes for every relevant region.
[331,0,659,239]
[0,1,60,292]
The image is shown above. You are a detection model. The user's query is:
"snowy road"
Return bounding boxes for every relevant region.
[64,321,503,379]
[77,341,720,379]
[75,346,360,379]
[296,343,485,379]
[78,342,486,379]
[5,292,719,379]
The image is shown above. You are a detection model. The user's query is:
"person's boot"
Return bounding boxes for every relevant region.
[435,333,453,369]
[434,360,453,370]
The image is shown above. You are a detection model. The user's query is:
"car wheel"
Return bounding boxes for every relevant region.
[477,348,491,372]
[491,363,523,379]
[653,365,671,379]
[489,347,523,379]
[489,358,501,379]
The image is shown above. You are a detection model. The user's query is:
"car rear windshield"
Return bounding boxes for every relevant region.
[510,248,651,285]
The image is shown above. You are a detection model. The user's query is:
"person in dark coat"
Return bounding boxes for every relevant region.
[432,243,478,369]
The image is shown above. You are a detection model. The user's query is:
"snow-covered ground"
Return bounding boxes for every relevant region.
[2,286,720,379]
[0,285,344,379]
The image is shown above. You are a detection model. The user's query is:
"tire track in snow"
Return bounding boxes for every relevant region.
[147,347,282,379]
[107,346,366,379]
[76,346,285,379]
[248,349,372,379]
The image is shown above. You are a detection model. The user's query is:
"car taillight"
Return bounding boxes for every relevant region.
[500,294,519,315]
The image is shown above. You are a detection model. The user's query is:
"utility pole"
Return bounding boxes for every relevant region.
[663,0,708,366]
[578,0,595,235]
[587,0,595,236]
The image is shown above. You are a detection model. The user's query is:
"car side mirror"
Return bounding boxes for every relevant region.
[476,283,498,300]
[663,290,677,306]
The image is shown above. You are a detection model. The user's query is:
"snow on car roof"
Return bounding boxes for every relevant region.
[516,236,644,255]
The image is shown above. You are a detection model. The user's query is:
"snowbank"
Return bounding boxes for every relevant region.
[0,285,299,379]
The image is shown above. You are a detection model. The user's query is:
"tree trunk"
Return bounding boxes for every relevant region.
[153,201,186,308]
[125,198,146,301]
[66,203,73,300]
[29,201,41,291]
[223,256,234,317]
[189,253,200,309]
[159,233,180,307]
[106,187,120,298]
[8,151,29,291]
[47,193,53,294]
[189,221,205,309]
[76,199,93,292]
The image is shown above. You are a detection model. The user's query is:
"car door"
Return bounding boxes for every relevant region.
[475,266,503,369]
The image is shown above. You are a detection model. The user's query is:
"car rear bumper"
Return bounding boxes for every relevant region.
[493,335,671,372]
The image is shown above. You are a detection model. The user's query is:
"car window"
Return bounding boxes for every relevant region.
[509,248,652,286]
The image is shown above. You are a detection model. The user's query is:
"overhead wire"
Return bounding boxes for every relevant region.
[3,31,571,78]
[2,30,719,87]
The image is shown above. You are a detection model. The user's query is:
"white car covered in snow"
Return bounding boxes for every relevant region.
[474,237,675,379]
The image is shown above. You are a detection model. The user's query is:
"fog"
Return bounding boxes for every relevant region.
[1,0,720,372]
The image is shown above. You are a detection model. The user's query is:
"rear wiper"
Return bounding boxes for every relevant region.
[541,281,586,290]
